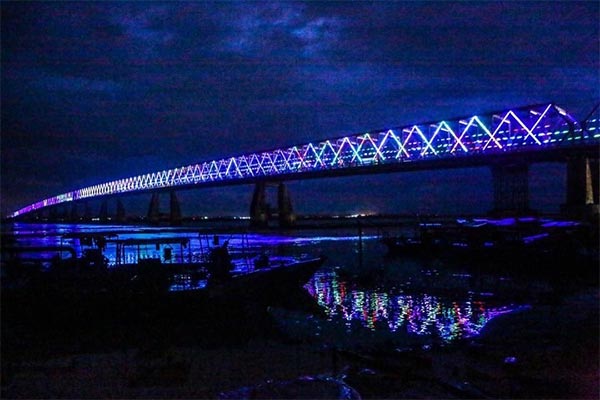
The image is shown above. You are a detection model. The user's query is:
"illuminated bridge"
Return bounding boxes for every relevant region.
[8,102,600,225]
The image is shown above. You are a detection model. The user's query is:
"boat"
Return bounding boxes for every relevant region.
[96,234,326,298]
[380,218,598,270]
[2,231,326,301]
[205,255,326,299]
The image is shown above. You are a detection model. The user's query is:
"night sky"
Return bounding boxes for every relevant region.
[2,1,598,217]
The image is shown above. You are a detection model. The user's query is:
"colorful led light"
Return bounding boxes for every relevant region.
[8,103,596,218]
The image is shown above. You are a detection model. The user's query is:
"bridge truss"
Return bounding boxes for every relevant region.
[9,103,600,218]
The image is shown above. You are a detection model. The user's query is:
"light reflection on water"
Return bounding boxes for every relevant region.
[3,223,374,268]
[170,274,208,292]
[4,222,528,343]
[305,270,522,343]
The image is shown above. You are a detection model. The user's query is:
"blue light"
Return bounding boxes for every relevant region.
[8,103,597,218]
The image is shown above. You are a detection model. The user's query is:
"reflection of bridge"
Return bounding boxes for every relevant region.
[8,103,600,225]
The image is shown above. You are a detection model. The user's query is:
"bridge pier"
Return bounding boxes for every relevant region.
[250,182,269,228]
[70,203,79,222]
[30,210,41,221]
[561,157,599,220]
[84,201,92,221]
[99,199,109,222]
[250,182,295,228]
[147,193,160,223]
[490,163,531,216]
[146,191,182,225]
[278,183,295,228]
[116,199,126,223]
[170,191,182,226]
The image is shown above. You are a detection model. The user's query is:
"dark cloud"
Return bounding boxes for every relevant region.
[1,1,598,216]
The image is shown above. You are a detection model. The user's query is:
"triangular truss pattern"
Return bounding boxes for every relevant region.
[303,143,323,168]
[334,137,360,166]
[582,104,600,140]
[10,103,598,218]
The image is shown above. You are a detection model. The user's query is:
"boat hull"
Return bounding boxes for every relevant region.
[207,256,326,300]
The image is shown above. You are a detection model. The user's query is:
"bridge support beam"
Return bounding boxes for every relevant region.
[84,201,92,221]
[48,207,57,221]
[490,163,531,216]
[146,192,182,225]
[250,182,295,228]
[561,157,599,220]
[99,199,109,222]
[31,210,42,221]
[116,199,126,223]
[278,183,295,228]
[147,193,160,223]
[250,182,269,228]
[70,203,79,222]
[169,191,182,226]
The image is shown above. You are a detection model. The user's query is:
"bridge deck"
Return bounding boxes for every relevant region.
[9,103,600,218]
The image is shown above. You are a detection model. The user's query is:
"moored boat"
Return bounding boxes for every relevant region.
[206,255,326,301]
[2,232,327,355]
[2,231,326,302]
[381,218,598,270]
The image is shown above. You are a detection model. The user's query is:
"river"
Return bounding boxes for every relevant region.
[2,219,597,398]
[2,220,553,346]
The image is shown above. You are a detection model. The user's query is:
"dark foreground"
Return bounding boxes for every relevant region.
[2,217,598,399]
[2,285,598,399]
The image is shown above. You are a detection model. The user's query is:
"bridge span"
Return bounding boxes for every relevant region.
[7,102,600,223]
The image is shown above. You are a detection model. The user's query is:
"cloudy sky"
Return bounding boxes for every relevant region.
[2,1,598,217]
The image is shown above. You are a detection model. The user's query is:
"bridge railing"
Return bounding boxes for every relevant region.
[9,103,599,218]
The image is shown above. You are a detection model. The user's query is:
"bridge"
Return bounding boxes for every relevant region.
[8,102,600,225]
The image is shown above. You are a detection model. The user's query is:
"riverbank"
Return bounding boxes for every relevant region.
[2,219,597,398]
[2,288,597,399]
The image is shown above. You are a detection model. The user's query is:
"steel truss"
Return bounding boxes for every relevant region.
[9,103,600,218]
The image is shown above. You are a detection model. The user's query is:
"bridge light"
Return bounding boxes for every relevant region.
[556,106,568,116]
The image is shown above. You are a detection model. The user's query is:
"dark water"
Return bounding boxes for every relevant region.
[1,221,549,348]
[4,220,599,399]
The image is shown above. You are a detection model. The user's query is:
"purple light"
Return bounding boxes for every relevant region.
[304,270,529,343]
[8,103,597,218]
[541,221,580,228]
[522,232,550,244]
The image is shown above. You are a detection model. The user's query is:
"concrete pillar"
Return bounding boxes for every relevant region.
[32,210,42,221]
[250,182,269,228]
[99,199,109,222]
[278,183,295,228]
[562,157,599,219]
[48,207,56,221]
[84,201,92,221]
[116,199,126,223]
[147,193,160,223]
[169,191,182,226]
[490,163,531,216]
[70,203,79,222]
[23,210,39,222]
